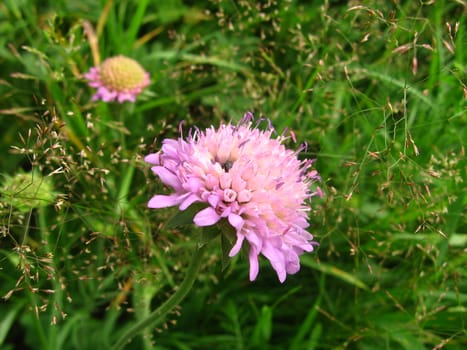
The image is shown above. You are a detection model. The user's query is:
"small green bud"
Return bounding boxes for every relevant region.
[1,171,57,212]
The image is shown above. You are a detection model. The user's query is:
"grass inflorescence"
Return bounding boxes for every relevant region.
[0,1,465,349]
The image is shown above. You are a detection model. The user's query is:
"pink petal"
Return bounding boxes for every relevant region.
[229,232,245,257]
[248,247,260,281]
[284,230,315,252]
[228,213,244,230]
[97,87,117,101]
[193,207,221,226]
[237,189,252,203]
[183,177,203,192]
[117,93,136,103]
[245,230,263,252]
[179,194,200,210]
[285,251,300,274]
[144,153,160,165]
[219,173,232,189]
[148,194,181,208]
[84,68,99,80]
[151,166,181,190]
[207,193,221,207]
[88,81,102,88]
[161,139,181,158]
[205,174,219,190]
[261,243,286,283]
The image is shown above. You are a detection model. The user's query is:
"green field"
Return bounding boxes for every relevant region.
[0,1,465,349]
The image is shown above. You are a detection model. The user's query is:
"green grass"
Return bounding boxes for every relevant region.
[0,0,465,349]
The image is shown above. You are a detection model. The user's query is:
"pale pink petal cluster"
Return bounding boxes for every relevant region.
[145,113,322,282]
[84,55,150,103]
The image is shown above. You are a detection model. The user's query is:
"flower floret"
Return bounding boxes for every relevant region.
[84,55,150,103]
[145,115,322,282]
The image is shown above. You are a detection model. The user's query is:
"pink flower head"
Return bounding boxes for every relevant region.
[84,55,150,103]
[145,113,322,283]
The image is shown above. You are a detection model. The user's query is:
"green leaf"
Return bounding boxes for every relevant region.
[166,203,207,228]
[0,302,25,345]
[220,233,232,271]
[219,220,237,270]
[289,282,322,350]
[251,306,273,346]
[200,225,221,245]
[306,322,322,350]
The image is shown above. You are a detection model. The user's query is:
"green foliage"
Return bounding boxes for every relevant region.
[0,0,465,349]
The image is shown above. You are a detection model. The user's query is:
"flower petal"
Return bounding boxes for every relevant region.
[148,194,181,208]
[144,153,160,165]
[228,213,244,230]
[179,194,200,210]
[193,207,221,226]
[261,243,287,283]
[284,250,300,275]
[183,177,203,193]
[117,93,136,103]
[151,166,181,190]
[229,232,245,257]
[248,247,260,281]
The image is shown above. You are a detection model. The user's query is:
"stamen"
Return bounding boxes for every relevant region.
[222,160,234,172]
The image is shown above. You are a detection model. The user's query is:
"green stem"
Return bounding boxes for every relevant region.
[112,243,207,350]
[38,207,60,348]
[21,210,47,349]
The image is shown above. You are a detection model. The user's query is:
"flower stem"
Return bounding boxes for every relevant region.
[112,243,207,350]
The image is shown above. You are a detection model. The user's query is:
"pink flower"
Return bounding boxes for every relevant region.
[145,113,322,282]
[84,55,150,103]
